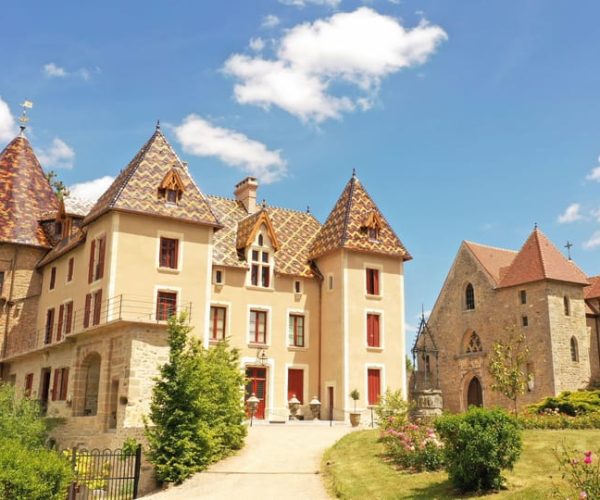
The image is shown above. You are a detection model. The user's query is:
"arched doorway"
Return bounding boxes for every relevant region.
[80,352,101,416]
[466,376,483,408]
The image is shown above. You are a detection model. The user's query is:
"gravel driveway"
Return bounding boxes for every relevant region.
[145,423,352,500]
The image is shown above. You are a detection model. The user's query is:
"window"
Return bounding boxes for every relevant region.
[465,331,482,353]
[166,189,178,204]
[328,275,333,291]
[84,294,92,328]
[214,269,224,285]
[210,306,227,340]
[367,313,381,348]
[49,267,56,290]
[52,368,69,401]
[65,301,74,334]
[159,237,179,269]
[54,221,63,237]
[520,290,527,305]
[93,289,103,326]
[88,236,106,283]
[522,316,529,327]
[366,268,380,296]
[250,248,270,288]
[44,308,55,344]
[67,258,74,282]
[157,291,177,321]
[24,373,34,397]
[570,336,579,362]
[0,271,4,296]
[258,234,264,246]
[249,309,267,344]
[294,280,302,294]
[367,368,381,406]
[289,314,305,347]
[465,283,475,310]
[564,296,571,316]
[368,227,379,241]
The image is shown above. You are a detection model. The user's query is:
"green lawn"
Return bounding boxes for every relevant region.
[321,429,600,499]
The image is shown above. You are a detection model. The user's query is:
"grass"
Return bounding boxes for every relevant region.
[321,428,600,499]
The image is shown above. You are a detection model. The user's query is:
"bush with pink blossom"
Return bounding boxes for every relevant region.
[554,445,600,499]
[381,423,444,472]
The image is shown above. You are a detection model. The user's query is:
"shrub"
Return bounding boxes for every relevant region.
[0,382,47,447]
[381,423,444,472]
[375,389,408,432]
[518,410,600,429]
[554,444,600,499]
[435,407,522,492]
[145,314,247,484]
[529,390,600,416]
[0,438,72,500]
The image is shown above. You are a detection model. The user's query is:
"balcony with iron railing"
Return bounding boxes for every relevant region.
[2,295,193,360]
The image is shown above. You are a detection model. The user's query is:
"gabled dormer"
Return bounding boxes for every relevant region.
[158,168,185,205]
[236,209,280,288]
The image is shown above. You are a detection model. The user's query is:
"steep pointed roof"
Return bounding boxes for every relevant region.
[464,241,517,286]
[499,228,589,288]
[0,135,59,248]
[84,128,220,227]
[309,174,411,260]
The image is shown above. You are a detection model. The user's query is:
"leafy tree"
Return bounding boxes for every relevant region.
[405,356,413,373]
[145,313,247,484]
[488,329,530,414]
[45,170,70,200]
[0,382,47,448]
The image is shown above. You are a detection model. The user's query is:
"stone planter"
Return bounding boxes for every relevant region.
[349,412,361,427]
[409,389,443,423]
[288,395,301,420]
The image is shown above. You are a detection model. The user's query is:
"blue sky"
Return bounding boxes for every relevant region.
[1,1,600,349]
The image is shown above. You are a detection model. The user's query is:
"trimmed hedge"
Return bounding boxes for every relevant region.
[529,390,600,416]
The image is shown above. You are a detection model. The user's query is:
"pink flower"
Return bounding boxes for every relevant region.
[579,492,587,499]
[584,452,592,465]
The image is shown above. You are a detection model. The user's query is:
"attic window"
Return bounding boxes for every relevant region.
[159,169,185,205]
[362,211,382,241]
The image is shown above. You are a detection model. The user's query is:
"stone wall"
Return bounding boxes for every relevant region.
[588,303,600,384]
[0,244,47,360]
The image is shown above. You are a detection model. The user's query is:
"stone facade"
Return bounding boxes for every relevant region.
[425,238,598,413]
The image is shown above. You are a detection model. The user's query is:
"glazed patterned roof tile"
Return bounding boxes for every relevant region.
[84,129,220,227]
[37,228,86,268]
[236,210,263,250]
[0,135,59,248]
[585,275,600,300]
[64,196,95,217]
[208,196,321,277]
[309,175,411,260]
[464,242,517,286]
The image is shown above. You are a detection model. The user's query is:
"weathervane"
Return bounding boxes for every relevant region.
[18,99,33,134]
[565,241,573,261]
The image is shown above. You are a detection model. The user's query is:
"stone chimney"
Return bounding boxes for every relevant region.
[234,176,258,213]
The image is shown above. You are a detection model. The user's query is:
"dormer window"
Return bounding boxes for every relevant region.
[251,247,270,288]
[258,234,264,246]
[362,211,383,242]
[159,169,185,205]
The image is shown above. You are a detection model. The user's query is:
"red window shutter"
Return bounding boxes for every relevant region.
[88,240,96,283]
[287,369,304,403]
[50,267,56,290]
[173,239,179,269]
[45,309,55,344]
[97,237,106,280]
[65,302,73,334]
[373,315,380,347]
[366,269,373,294]
[367,314,373,346]
[84,294,92,328]
[93,289,103,325]
[57,305,64,342]
[60,368,69,400]
[368,369,381,406]
[68,258,74,281]
[373,270,380,295]
[52,369,60,401]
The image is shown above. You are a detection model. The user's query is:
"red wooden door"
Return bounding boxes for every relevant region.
[287,369,304,404]
[245,367,267,419]
[367,369,381,406]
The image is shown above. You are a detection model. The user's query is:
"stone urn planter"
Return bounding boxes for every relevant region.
[288,395,301,420]
[349,412,361,427]
[309,396,321,420]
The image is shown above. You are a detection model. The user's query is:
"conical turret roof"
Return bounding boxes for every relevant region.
[309,174,411,260]
[0,135,59,248]
[84,127,220,227]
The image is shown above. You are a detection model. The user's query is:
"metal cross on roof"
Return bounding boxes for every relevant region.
[565,240,573,260]
[18,99,33,133]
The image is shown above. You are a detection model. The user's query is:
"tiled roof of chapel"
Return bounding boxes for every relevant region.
[84,127,220,227]
[585,275,600,300]
[464,242,517,285]
[309,174,411,261]
[0,135,59,248]
[208,196,321,278]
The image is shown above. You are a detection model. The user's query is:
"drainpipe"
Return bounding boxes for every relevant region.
[317,272,322,401]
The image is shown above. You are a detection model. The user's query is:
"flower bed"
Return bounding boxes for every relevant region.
[518,409,600,430]
[381,423,444,472]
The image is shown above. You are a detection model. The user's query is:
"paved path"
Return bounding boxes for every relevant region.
[146,423,352,500]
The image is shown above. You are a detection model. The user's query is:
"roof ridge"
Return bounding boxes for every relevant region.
[464,240,517,253]
[340,176,356,246]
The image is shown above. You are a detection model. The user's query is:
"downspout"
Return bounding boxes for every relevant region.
[318,273,322,401]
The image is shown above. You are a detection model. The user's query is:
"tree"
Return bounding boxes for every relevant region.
[145,313,247,484]
[487,329,530,414]
[405,355,413,374]
[45,171,70,200]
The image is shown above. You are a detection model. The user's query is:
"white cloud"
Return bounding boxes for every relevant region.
[173,114,287,184]
[261,14,281,29]
[557,203,584,224]
[591,208,600,223]
[224,7,447,122]
[0,97,17,143]
[43,63,67,78]
[249,37,266,52]
[583,231,600,250]
[69,176,114,201]
[43,63,99,81]
[38,138,76,169]
[279,0,341,7]
[586,156,600,182]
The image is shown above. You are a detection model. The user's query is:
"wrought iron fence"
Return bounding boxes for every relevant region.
[65,445,142,500]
